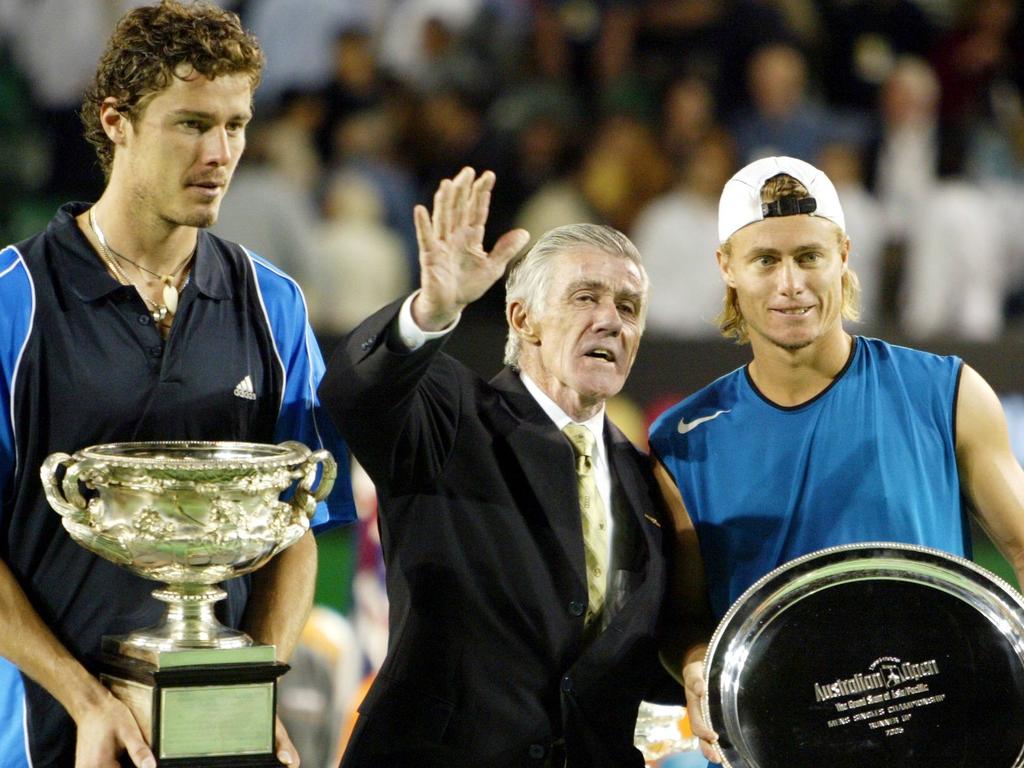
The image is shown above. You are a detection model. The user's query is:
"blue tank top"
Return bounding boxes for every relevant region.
[649,337,967,621]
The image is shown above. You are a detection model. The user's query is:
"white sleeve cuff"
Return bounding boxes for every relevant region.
[396,291,461,351]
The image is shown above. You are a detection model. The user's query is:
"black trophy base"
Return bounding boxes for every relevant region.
[98,642,289,767]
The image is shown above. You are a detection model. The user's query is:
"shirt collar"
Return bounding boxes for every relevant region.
[57,202,232,303]
[519,372,607,457]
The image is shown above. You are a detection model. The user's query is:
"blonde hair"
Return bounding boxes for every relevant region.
[716,174,860,343]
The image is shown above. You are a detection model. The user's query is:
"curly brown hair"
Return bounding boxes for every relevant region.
[717,173,860,344]
[81,0,264,179]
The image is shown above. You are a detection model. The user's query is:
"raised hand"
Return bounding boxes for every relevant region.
[412,167,530,331]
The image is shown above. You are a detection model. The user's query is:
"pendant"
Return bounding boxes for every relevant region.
[162,282,179,315]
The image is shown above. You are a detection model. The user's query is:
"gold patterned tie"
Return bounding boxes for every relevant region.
[563,424,609,624]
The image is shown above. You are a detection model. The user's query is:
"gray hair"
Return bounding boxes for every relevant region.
[503,223,647,367]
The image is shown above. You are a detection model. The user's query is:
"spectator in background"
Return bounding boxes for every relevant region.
[632,1,726,98]
[860,55,1012,341]
[515,152,599,247]
[317,27,386,162]
[485,108,581,238]
[865,56,941,248]
[242,0,375,107]
[814,141,886,327]
[412,14,494,98]
[412,86,508,206]
[965,74,1024,326]
[328,107,423,277]
[212,123,320,285]
[515,112,672,247]
[306,171,410,334]
[577,113,673,233]
[376,0,483,89]
[730,42,834,164]
[818,0,937,112]
[631,129,735,338]
[930,0,1022,128]
[532,0,643,110]
[658,73,718,167]
[899,170,1008,341]
[7,0,142,199]
[261,88,328,196]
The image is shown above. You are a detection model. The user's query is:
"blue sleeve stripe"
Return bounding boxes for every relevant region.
[245,248,329,451]
[302,318,327,453]
[1,246,35,508]
[250,251,328,452]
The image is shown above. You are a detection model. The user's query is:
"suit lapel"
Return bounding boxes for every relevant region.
[606,422,656,545]
[488,368,588,591]
[601,422,660,628]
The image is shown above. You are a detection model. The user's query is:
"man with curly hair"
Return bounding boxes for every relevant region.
[0,2,355,766]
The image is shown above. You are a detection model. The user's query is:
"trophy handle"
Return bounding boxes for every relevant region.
[40,452,89,520]
[290,447,337,520]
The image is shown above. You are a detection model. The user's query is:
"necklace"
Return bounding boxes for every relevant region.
[88,207,194,322]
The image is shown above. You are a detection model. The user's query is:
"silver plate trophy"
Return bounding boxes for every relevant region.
[703,542,1024,768]
[41,440,336,766]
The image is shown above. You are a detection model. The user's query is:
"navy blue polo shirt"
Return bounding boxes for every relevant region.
[0,203,355,766]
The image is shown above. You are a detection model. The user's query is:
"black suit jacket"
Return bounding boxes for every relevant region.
[319,300,673,767]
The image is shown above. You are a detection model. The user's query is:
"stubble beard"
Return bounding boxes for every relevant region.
[181,209,218,229]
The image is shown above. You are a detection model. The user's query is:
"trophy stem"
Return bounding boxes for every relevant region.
[111,584,252,660]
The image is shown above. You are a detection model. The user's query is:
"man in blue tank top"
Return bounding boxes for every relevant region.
[648,155,1024,764]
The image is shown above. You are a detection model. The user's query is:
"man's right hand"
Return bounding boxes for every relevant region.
[412,166,529,331]
[682,659,723,763]
[73,689,154,768]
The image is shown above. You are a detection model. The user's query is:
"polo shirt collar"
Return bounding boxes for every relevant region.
[55,202,233,303]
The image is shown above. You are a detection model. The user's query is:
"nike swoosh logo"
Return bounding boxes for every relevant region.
[677,409,731,434]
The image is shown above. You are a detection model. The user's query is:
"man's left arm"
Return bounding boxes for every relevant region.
[956,364,1024,589]
[242,529,316,659]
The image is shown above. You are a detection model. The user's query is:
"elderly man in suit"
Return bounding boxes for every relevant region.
[319,166,673,767]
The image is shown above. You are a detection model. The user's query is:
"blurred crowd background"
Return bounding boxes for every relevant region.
[2,1,1024,764]
[2,0,1024,342]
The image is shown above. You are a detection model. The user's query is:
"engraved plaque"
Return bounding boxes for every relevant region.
[704,542,1024,767]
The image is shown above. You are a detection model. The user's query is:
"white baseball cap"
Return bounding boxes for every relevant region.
[717,156,845,243]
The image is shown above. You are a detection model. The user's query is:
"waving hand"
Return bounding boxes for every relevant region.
[412,167,530,330]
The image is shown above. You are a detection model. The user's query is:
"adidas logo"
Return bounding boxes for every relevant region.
[233,375,257,400]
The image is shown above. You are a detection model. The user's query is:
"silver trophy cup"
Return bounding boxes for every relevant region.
[41,440,337,765]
